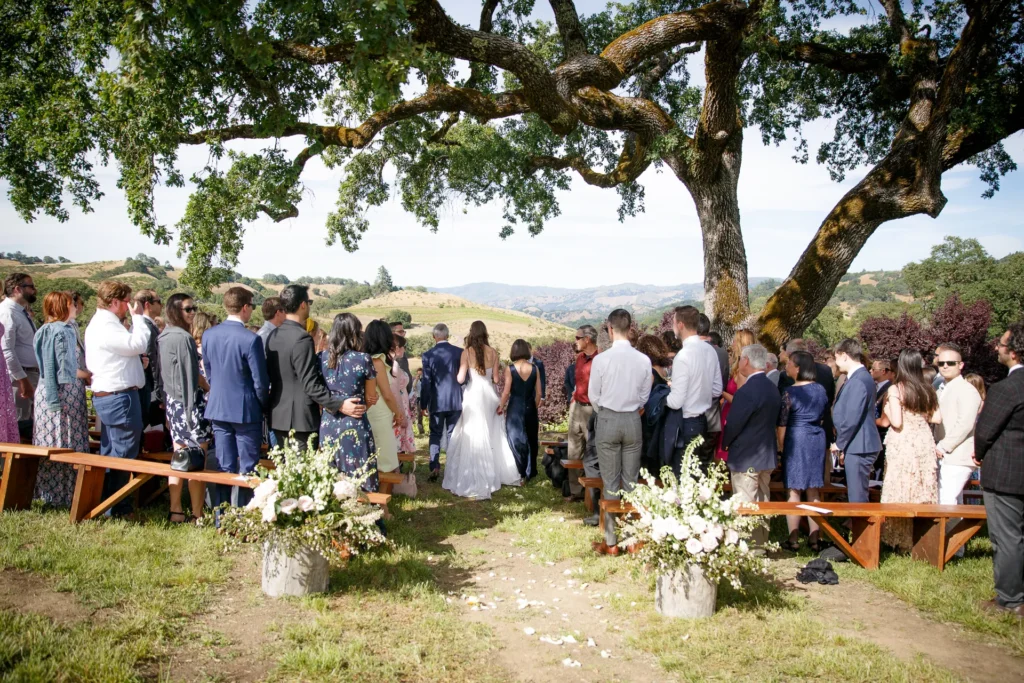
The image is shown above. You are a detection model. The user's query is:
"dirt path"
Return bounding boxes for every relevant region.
[794,575,1024,682]
[441,528,664,682]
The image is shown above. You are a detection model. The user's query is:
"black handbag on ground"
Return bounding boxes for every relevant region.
[170,446,206,472]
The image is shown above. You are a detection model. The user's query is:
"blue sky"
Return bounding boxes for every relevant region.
[2,0,1021,288]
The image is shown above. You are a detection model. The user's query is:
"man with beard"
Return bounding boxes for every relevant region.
[0,273,40,439]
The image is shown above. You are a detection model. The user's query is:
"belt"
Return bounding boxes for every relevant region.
[575,400,592,407]
[93,387,139,398]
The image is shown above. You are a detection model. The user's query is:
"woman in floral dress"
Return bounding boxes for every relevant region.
[319,313,378,492]
[880,348,941,551]
[390,336,415,453]
[32,291,91,506]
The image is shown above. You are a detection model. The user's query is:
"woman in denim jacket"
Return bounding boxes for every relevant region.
[32,291,92,506]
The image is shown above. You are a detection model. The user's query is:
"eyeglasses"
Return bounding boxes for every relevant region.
[18,283,35,290]
[183,306,198,313]
[936,361,961,368]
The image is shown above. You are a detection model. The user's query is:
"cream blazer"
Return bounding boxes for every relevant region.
[934,375,983,467]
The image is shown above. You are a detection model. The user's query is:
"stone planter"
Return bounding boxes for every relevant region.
[655,565,718,619]
[262,541,330,598]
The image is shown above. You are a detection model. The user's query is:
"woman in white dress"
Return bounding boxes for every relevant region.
[443,321,522,499]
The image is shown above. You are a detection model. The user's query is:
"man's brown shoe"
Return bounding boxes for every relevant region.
[981,598,1011,615]
[592,541,620,556]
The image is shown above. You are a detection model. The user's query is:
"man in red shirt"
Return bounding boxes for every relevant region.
[566,325,599,501]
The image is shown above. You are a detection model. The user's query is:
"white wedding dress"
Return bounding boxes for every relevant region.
[442,368,522,499]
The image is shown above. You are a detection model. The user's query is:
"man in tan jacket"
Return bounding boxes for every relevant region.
[934,343,983,504]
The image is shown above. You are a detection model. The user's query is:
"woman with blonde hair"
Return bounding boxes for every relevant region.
[32,291,92,506]
[716,329,756,461]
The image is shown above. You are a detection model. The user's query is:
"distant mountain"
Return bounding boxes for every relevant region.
[432,279,774,324]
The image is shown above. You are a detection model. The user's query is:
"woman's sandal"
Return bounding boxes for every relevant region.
[808,534,822,553]
[783,539,801,552]
[168,511,187,524]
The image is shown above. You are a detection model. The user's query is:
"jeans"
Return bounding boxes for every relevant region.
[92,390,144,516]
[211,421,262,508]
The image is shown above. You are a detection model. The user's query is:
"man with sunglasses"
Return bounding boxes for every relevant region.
[977,324,1024,618]
[566,325,599,502]
[134,289,165,430]
[1,273,39,439]
[933,343,983,505]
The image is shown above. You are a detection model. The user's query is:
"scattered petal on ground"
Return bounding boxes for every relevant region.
[562,658,582,668]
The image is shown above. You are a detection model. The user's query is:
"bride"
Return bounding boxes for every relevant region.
[442,321,522,499]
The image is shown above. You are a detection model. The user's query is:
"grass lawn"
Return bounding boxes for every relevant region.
[1,439,1020,681]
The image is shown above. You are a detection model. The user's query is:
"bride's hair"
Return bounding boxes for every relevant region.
[465,320,489,375]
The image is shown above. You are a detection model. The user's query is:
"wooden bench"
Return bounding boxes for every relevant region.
[597,498,636,532]
[909,504,988,571]
[0,444,74,511]
[721,481,854,502]
[48,452,389,522]
[580,476,604,512]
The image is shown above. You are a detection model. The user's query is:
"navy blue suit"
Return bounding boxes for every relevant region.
[202,320,269,508]
[832,365,882,502]
[721,373,782,474]
[420,341,464,472]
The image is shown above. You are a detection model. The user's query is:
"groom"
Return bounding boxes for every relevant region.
[420,323,463,482]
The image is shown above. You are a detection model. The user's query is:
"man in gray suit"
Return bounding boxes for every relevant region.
[765,353,780,387]
[831,338,882,503]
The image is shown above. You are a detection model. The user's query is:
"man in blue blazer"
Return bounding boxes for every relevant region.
[721,344,781,546]
[202,287,269,508]
[831,338,882,503]
[420,323,463,481]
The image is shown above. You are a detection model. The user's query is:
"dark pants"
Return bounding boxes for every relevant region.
[671,415,707,476]
[272,429,317,453]
[985,489,1024,610]
[93,390,144,516]
[211,421,262,508]
[429,410,461,472]
[844,451,879,503]
[525,405,539,480]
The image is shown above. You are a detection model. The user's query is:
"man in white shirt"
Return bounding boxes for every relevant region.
[1,273,39,439]
[933,343,983,504]
[666,306,723,474]
[85,280,151,517]
[588,309,651,555]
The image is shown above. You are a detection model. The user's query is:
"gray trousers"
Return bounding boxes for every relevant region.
[844,451,878,503]
[984,489,1024,609]
[596,408,642,546]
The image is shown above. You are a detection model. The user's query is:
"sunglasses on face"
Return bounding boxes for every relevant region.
[575,336,585,341]
[936,360,962,367]
[183,306,198,313]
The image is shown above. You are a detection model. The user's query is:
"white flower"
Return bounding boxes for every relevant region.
[739,540,749,554]
[698,484,713,501]
[725,529,740,545]
[688,515,708,535]
[278,498,299,515]
[251,478,278,506]
[297,495,316,512]
[671,522,690,541]
[700,532,719,552]
[709,524,724,540]
[685,538,704,555]
[261,501,277,523]
[333,479,357,500]
[660,489,678,505]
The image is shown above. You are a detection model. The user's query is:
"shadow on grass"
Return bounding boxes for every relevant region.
[717,570,798,613]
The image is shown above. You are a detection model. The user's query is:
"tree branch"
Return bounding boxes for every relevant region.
[256,203,299,222]
[181,86,529,148]
[549,0,589,58]
[600,0,746,78]
[530,136,650,188]
[767,38,891,74]
[270,40,369,65]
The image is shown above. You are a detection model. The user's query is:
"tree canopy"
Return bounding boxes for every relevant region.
[2,0,1021,346]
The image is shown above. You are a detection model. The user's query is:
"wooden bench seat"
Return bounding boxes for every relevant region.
[48,452,389,522]
[540,440,566,447]
[721,481,853,502]
[397,453,416,463]
[579,476,603,512]
[0,444,74,511]
[559,459,584,470]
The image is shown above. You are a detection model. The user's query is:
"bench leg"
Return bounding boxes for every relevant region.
[584,487,593,514]
[814,516,881,570]
[0,453,40,511]
[85,474,153,520]
[70,465,106,523]
[943,519,984,567]
[912,517,947,570]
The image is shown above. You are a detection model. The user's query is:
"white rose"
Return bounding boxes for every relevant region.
[261,501,277,523]
[698,484,713,502]
[685,538,704,555]
[251,478,278,506]
[278,498,299,515]
[333,480,357,500]
[739,540,749,554]
[710,524,724,540]
[688,515,707,535]
[700,532,719,552]
[297,495,316,512]
[725,529,740,546]
[660,489,678,505]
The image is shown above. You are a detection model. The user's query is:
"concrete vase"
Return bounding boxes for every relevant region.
[262,541,330,598]
[655,565,718,619]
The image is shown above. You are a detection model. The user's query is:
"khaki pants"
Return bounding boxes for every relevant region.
[730,469,772,547]
[566,401,593,495]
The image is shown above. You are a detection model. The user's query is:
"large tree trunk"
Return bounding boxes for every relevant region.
[755,142,946,351]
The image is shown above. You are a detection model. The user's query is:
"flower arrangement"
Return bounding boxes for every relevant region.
[618,437,772,589]
[218,434,388,563]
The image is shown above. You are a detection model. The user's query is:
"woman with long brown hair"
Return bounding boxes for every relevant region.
[880,348,942,551]
[716,329,756,461]
[32,291,91,506]
[443,321,521,498]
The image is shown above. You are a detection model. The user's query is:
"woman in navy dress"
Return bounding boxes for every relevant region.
[777,349,828,551]
[319,313,378,492]
[499,339,541,481]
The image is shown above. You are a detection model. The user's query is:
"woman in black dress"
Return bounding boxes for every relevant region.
[499,339,541,481]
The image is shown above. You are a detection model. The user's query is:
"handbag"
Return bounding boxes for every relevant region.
[171,446,206,472]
